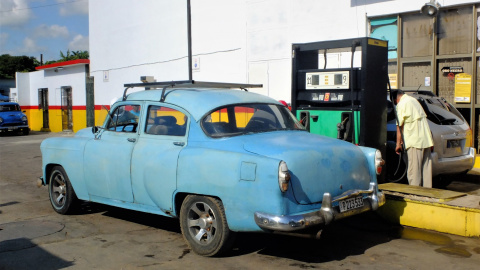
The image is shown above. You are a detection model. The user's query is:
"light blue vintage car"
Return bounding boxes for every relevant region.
[40,81,385,256]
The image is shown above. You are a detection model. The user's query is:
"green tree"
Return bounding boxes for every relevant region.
[45,50,89,65]
[0,54,39,79]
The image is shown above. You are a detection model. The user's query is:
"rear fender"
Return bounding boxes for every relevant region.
[176,147,285,232]
[357,146,379,186]
[40,137,90,200]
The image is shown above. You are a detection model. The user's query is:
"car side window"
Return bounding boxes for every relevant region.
[106,105,140,132]
[145,105,187,136]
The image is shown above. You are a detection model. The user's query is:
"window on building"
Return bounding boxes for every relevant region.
[438,7,473,55]
[476,57,480,104]
[371,17,399,88]
[402,13,434,58]
[438,58,472,104]
[402,62,431,89]
[370,17,398,59]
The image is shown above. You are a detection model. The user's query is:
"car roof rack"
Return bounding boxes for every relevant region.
[122,80,263,102]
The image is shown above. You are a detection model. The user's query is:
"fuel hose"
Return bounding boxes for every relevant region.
[388,79,407,183]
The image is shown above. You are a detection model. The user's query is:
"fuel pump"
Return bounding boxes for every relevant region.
[291,37,388,182]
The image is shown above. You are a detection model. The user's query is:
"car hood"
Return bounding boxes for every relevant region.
[0,111,25,123]
[242,131,371,204]
[75,127,96,138]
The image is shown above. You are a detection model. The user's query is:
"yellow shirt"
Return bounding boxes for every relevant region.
[396,94,434,149]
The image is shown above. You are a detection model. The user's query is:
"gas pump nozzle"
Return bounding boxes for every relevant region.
[337,117,349,140]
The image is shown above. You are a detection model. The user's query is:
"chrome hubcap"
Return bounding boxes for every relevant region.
[187,202,218,244]
[51,172,66,207]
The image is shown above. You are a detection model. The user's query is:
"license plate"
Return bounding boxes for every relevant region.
[447,140,461,148]
[339,196,364,213]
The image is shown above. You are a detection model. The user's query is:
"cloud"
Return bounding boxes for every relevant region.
[57,0,88,16]
[0,0,33,26]
[0,33,8,48]
[34,24,69,39]
[68,34,89,51]
[19,37,45,54]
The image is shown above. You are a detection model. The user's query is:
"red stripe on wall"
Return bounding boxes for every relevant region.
[94,105,110,110]
[21,105,111,110]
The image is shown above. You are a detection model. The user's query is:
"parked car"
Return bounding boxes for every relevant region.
[0,102,30,135]
[386,91,476,187]
[40,81,385,256]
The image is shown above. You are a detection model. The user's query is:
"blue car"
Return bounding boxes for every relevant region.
[0,102,30,135]
[40,81,385,256]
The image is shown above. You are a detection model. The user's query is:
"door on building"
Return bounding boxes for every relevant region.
[38,88,49,131]
[61,86,73,131]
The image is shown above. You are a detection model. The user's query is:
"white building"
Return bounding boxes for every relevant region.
[15,60,91,132]
[89,0,480,148]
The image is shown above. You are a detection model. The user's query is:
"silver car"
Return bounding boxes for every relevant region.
[386,91,476,187]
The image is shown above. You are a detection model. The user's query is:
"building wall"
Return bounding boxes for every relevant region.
[89,0,189,106]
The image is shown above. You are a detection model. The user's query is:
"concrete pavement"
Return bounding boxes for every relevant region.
[1,131,479,269]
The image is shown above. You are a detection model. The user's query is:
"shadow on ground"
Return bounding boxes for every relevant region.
[79,203,398,261]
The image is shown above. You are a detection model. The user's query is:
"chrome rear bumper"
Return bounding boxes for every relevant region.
[431,147,476,176]
[254,182,385,232]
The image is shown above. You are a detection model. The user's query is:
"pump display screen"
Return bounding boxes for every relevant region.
[306,71,349,89]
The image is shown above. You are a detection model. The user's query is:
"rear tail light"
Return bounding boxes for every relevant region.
[375,150,385,175]
[278,161,291,192]
[465,128,473,148]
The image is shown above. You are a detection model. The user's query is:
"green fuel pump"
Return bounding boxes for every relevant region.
[291,37,388,182]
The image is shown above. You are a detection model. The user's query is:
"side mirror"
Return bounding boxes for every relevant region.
[92,126,100,134]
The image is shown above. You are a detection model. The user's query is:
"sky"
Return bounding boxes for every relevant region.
[0,0,89,63]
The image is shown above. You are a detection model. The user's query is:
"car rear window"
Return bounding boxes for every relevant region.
[423,98,465,125]
[202,103,305,138]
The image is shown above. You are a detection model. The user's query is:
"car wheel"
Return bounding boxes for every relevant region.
[179,195,236,256]
[48,166,79,214]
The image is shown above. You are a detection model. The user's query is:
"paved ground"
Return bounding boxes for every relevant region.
[1,131,480,269]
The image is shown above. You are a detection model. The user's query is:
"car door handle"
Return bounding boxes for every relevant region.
[127,138,136,143]
[173,142,185,146]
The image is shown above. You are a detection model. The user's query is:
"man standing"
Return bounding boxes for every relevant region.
[392,90,434,188]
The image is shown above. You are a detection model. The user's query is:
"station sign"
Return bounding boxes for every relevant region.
[441,66,463,74]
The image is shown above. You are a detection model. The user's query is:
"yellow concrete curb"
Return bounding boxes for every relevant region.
[377,195,480,237]
[378,183,480,237]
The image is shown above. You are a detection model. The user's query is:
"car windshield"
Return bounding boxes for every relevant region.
[202,103,305,137]
[0,104,20,112]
